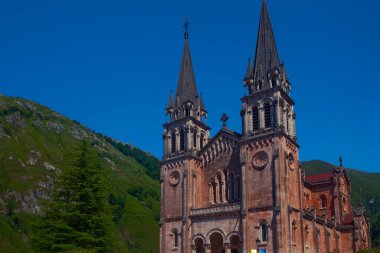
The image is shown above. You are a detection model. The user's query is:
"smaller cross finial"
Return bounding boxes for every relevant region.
[339,156,343,167]
[183,17,190,39]
[220,113,229,127]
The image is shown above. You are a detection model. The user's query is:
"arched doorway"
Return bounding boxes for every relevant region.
[210,232,224,253]
[230,235,241,253]
[195,237,205,253]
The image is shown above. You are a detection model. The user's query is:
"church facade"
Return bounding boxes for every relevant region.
[159,1,370,253]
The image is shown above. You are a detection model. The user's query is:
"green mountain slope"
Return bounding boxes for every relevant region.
[0,94,160,253]
[302,160,380,220]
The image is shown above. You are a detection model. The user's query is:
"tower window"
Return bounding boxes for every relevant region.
[185,107,191,117]
[236,175,241,201]
[171,132,176,153]
[264,103,272,128]
[252,107,259,131]
[193,130,197,148]
[230,173,235,201]
[180,130,185,151]
[172,229,179,248]
[321,195,327,209]
[200,133,204,149]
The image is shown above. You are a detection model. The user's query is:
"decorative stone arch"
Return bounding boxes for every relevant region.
[192,234,206,244]
[226,232,242,244]
[206,229,226,244]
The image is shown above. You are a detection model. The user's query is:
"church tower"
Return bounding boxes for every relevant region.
[160,22,211,253]
[160,1,369,253]
[239,1,303,252]
[163,23,210,160]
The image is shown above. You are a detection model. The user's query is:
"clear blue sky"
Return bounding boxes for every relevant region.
[1,0,379,172]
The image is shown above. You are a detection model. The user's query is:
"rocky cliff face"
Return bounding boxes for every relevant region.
[0,95,160,253]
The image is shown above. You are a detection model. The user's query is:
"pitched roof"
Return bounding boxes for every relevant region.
[305,172,333,183]
[252,0,281,83]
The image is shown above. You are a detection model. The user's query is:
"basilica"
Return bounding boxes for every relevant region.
[159,1,370,252]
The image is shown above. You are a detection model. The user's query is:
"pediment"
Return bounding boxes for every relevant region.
[197,127,241,167]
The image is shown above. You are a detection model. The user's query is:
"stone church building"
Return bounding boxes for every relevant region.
[159,1,371,252]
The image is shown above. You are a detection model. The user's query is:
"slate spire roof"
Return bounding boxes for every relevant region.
[252,0,281,83]
[175,34,199,104]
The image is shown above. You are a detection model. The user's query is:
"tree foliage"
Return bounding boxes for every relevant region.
[98,134,160,180]
[32,142,113,252]
[372,212,380,248]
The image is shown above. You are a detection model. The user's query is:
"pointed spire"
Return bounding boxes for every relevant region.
[175,21,199,105]
[245,57,253,79]
[252,0,280,84]
[200,92,206,112]
[166,90,173,109]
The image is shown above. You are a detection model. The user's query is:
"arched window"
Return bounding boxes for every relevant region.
[172,229,179,248]
[195,238,204,253]
[252,107,259,131]
[200,133,204,149]
[264,103,272,128]
[180,130,185,151]
[171,132,176,153]
[261,222,268,242]
[321,195,327,209]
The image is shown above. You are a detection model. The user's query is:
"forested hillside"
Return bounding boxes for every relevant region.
[0,94,160,253]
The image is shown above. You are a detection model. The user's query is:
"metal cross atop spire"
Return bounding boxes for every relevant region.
[183,17,190,39]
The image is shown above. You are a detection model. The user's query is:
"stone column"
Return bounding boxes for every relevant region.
[215,183,220,204]
[221,173,227,203]
[282,108,287,134]
[247,111,252,133]
[209,183,214,205]
[225,243,231,253]
[259,106,265,130]
[196,132,200,151]
[292,112,297,139]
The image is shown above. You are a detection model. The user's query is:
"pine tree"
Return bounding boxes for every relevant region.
[33,142,112,253]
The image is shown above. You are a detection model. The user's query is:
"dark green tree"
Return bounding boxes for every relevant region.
[33,142,112,252]
[372,212,380,247]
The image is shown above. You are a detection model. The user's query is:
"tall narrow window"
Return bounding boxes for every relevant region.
[230,173,235,201]
[292,220,297,245]
[321,195,327,209]
[180,130,185,151]
[252,107,259,131]
[236,176,241,201]
[264,103,272,128]
[200,133,204,149]
[185,107,191,117]
[171,132,176,153]
[193,130,197,148]
[261,223,268,242]
[173,229,178,248]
